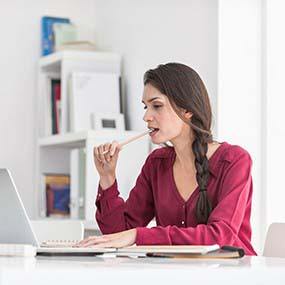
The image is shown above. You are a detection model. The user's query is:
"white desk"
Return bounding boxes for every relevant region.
[0,255,285,284]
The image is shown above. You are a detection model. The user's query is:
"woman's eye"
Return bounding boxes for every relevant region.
[143,105,162,110]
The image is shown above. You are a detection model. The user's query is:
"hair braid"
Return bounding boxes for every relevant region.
[191,124,212,224]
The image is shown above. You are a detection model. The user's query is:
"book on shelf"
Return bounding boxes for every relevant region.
[44,174,70,217]
[53,22,77,52]
[55,84,62,133]
[43,78,61,136]
[41,16,71,56]
[116,245,245,259]
[51,79,61,134]
[55,41,96,52]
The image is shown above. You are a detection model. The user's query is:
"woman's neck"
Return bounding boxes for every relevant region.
[171,137,220,170]
[171,134,195,169]
[174,145,195,170]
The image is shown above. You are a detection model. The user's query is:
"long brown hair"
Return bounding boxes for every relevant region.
[144,63,213,224]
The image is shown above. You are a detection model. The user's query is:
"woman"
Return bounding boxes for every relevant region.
[78,63,256,255]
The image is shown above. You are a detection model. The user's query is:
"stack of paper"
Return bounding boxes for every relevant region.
[0,244,36,257]
[69,72,121,132]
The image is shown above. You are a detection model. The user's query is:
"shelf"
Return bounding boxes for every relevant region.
[38,131,90,148]
[39,51,121,72]
[38,130,146,148]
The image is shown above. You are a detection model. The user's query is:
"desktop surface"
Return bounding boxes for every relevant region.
[0,256,285,284]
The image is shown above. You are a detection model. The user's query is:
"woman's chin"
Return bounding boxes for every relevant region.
[150,137,161,144]
[150,137,167,145]
[150,131,172,145]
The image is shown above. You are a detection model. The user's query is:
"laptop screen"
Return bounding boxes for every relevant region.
[0,169,39,246]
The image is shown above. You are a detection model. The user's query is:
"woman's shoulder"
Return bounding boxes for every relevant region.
[148,146,174,159]
[143,146,174,167]
[141,146,174,174]
[219,142,252,165]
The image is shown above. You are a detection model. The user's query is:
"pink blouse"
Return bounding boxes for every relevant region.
[95,142,257,255]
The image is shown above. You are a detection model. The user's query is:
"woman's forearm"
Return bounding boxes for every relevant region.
[99,175,116,190]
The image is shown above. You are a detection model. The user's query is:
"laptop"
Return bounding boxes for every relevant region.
[0,168,115,256]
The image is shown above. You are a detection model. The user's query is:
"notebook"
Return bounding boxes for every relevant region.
[116,245,245,259]
[0,168,114,256]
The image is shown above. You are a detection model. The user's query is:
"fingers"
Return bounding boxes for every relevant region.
[92,240,119,248]
[75,230,134,249]
[110,141,122,157]
[93,141,121,163]
[75,236,109,247]
[100,143,112,163]
[75,234,117,248]
[93,146,100,163]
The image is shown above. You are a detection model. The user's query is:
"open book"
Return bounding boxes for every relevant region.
[116,245,245,259]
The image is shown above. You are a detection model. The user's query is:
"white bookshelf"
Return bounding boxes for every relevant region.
[37,50,121,135]
[36,130,150,230]
[35,51,150,230]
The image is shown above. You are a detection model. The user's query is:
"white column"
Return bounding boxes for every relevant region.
[265,0,285,226]
[217,0,263,253]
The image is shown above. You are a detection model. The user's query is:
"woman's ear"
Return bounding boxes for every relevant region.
[184,110,193,120]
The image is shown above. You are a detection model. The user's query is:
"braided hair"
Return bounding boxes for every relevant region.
[144,63,213,224]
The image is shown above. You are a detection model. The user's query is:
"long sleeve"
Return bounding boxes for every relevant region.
[135,151,257,255]
[95,155,155,234]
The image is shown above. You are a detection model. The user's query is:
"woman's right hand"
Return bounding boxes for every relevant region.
[93,141,122,189]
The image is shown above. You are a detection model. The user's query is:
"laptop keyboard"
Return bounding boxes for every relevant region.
[41,240,80,248]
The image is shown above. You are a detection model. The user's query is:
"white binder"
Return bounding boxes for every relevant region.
[69,72,121,132]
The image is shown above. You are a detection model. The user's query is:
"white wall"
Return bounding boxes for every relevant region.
[266,0,285,226]
[92,0,218,132]
[0,0,96,217]
[217,0,262,253]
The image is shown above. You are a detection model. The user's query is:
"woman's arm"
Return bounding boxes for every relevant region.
[95,154,155,234]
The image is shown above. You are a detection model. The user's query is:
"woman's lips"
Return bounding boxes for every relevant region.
[149,128,159,137]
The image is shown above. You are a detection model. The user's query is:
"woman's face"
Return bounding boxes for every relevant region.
[142,84,191,144]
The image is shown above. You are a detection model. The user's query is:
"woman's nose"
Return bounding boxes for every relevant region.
[143,110,153,122]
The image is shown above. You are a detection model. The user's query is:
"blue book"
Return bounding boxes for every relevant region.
[41,16,70,56]
[53,185,70,212]
[47,184,70,214]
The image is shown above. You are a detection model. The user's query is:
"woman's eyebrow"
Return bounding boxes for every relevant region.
[141,97,163,103]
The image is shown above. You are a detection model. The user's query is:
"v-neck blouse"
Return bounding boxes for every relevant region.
[95,142,257,255]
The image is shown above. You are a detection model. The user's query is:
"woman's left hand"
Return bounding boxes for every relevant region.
[75,228,137,248]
